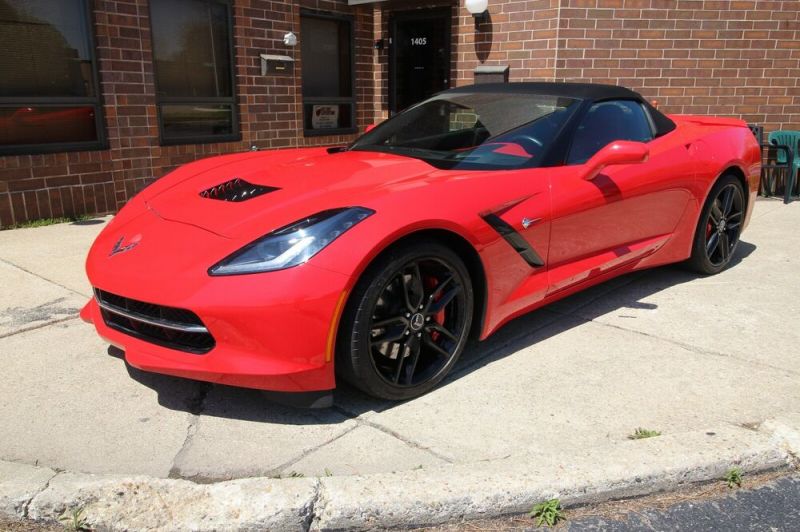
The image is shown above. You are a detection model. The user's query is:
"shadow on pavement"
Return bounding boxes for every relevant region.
[444,240,756,387]
[110,346,349,425]
[111,241,756,424]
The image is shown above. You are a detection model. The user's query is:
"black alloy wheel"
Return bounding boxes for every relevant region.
[338,242,473,400]
[705,182,744,266]
[688,174,745,274]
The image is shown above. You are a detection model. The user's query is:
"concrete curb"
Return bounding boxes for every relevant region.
[2,417,799,531]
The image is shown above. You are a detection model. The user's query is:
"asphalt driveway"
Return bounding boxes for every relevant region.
[1,198,798,484]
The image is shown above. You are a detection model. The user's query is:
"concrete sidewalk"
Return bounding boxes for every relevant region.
[1,198,799,530]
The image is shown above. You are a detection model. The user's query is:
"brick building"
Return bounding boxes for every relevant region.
[0,0,798,227]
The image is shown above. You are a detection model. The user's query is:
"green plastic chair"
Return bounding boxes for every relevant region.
[767,130,799,201]
[768,130,799,168]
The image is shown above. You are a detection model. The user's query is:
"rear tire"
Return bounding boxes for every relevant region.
[686,174,745,275]
[337,241,473,401]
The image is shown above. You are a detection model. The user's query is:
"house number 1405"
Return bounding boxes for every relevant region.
[411,37,427,46]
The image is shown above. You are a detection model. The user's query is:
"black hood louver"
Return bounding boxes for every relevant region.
[199,178,278,202]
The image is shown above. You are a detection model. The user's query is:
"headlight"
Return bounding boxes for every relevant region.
[208,207,374,275]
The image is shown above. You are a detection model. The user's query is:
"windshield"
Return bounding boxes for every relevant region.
[350,92,580,170]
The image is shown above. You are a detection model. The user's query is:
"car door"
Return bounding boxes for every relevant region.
[476,166,553,334]
[547,99,695,294]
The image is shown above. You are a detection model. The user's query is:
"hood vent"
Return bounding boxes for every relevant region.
[199,178,278,203]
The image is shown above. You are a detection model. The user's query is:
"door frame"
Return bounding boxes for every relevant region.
[388,7,452,115]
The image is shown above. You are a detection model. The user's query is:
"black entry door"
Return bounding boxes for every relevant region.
[390,9,451,113]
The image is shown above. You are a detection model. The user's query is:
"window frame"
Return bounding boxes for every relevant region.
[0,0,107,156]
[149,0,240,146]
[565,98,655,166]
[640,101,659,138]
[300,9,357,138]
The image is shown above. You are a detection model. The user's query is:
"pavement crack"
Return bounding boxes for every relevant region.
[331,405,454,464]
[577,317,800,378]
[271,423,361,477]
[301,478,323,532]
[0,257,90,299]
[22,470,59,519]
[168,384,211,479]
[361,419,455,463]
[538,266,799,378]
[787,450,800,470]
[322,405,455,465]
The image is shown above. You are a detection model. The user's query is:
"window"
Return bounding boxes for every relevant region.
[150,0,238,144]
[567,100,654,165]
[0,0,105,155]
[300,11,356,136]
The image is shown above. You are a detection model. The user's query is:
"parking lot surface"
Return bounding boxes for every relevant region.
[1,198,798,483]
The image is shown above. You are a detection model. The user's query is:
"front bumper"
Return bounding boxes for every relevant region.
[82,273,349,391]
[83,253,352,393]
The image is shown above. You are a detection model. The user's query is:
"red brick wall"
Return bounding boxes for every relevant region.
[550,0,800,132]
[372,0,799,130]
[454,0,561,84]
[2,0,799,227]
[0,0,375,228]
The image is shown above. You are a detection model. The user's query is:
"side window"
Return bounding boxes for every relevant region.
[567,100,653,165]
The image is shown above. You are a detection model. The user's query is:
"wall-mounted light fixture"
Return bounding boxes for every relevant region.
[283,31,298,46]
[465,0,489,24]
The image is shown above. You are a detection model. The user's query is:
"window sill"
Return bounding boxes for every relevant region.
[159,133,242,147]
[0,140,109,157]
[303,128,358,138]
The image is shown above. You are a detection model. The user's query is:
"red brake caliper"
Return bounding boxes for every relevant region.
[424,276,446,341]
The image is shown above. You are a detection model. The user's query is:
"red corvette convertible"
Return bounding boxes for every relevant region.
[82,83,760,406]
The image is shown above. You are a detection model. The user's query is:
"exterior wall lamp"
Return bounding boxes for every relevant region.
[465,0,489,24]
[283,32,298,46]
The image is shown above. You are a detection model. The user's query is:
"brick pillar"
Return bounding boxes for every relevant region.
[93,0,158,211]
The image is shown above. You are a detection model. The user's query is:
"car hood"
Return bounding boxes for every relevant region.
[145,149,450,239]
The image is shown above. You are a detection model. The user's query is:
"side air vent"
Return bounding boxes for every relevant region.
[481,213,545,268]
[199,178,278,202]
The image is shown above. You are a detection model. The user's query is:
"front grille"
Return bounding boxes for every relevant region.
[95,289,215,354]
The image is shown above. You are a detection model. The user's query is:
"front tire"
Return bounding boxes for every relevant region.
[686,174,745,275]
[337,242,473,401]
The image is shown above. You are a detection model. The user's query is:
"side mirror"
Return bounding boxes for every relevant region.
[364,123,378,133]
[582,141,649,180]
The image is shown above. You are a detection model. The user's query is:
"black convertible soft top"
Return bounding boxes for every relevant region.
[444,82,675,137]
[445,81,643,102]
